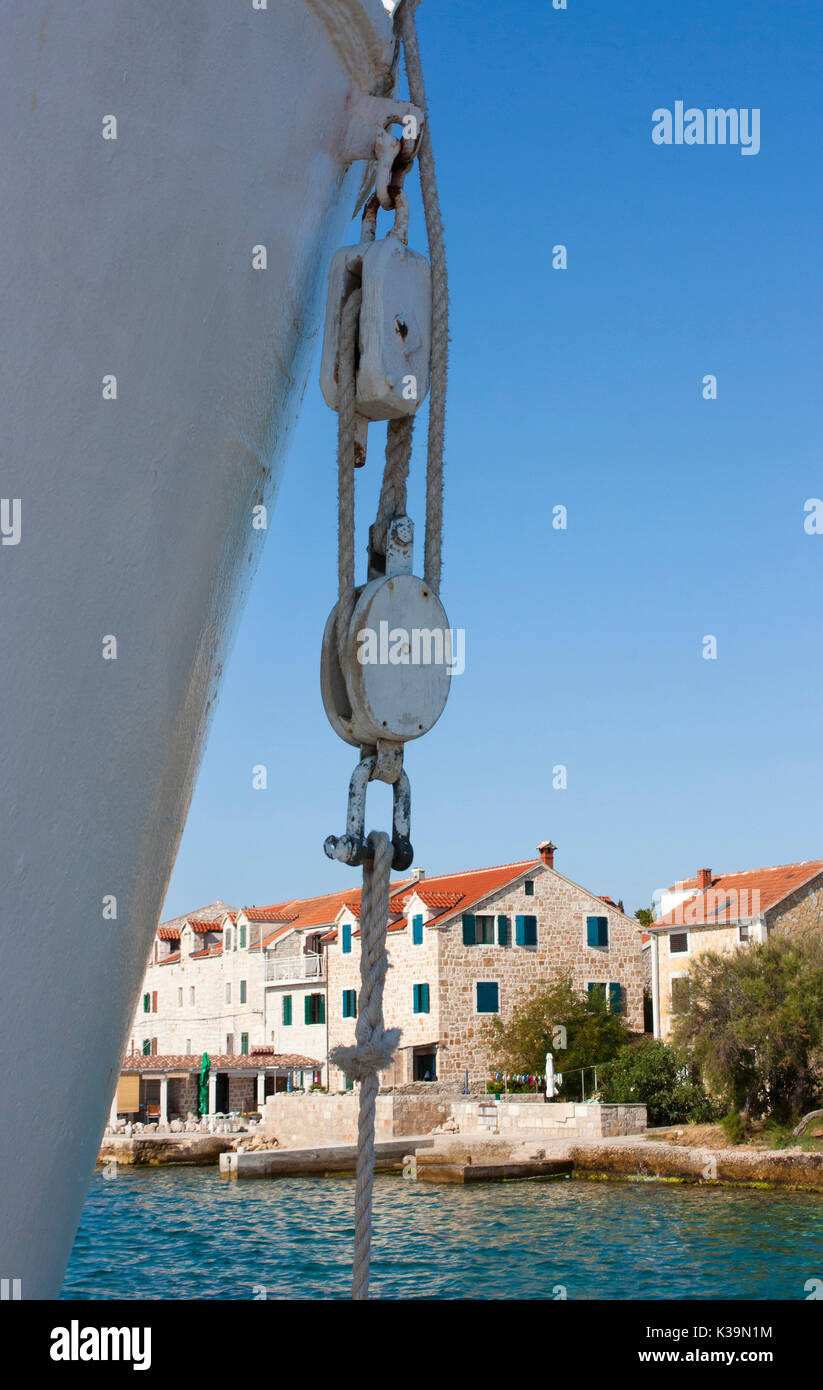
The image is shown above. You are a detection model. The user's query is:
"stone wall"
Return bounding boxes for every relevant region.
[450,1099,647,1140]
[262,1091,453,1148]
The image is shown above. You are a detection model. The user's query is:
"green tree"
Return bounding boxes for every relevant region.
[634,906,656,929]
[672,935,823,1122]
[485,975,628,1097]
[598,1038,714,1126]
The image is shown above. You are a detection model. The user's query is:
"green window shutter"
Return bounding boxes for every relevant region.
[462,913,476,946]
[319,994,325,1025]
[586,916,599,947]
[239,924,246,949]
[240,980,247,1004]
[342,923,352,954]
[282,995,292,1026]
[342,989,357,1019]
[608,982,623,1014]
[599,917,609,948]
[588,982,606,1007]
[143,993,150,1013]
[240,1032,249,1055]
[342,990,347,1017]
[304,994,311,1025]
[476,982,499,1014]
[515,915,525,946]
[523,915,538,947]
[413,984,420,1014]
[412,914,423,945]
[497,915,509,946]
[142,1039,150,1055]
[421,983,430,1014]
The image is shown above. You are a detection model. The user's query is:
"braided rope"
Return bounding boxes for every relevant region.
[336,288,362,681]
[329,832,400,1300]
[372,415,414,562]
[396,0,448,596]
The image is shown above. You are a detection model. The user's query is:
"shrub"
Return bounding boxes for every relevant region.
[672,935,823,1122]
[598,1038,715,1126]
[721,1111,746,1145]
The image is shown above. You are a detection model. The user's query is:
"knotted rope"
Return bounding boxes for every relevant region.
[329,832,401,1300]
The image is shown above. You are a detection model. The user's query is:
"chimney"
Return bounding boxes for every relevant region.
[697,867,712,890]
[409,867,425,882]
[538,840,557,868]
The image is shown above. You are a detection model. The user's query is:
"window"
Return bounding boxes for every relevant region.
[239,924,247,949]
[177,988,183,1007]
[587,982,607,1006]
[476,982,499,1014]
[305,993,325,1025]
[586,915,609,949]
[497,915,509,946]
[669,932,689,955]
[608,982,623,1014]
[342,989,357,1018]
[413,983,430,1014]
[226,1033,234,1053]
[185,1038,191,1053]
[282,995,292,1026]
[143,993,151,1014]
[739,924,750,942]
[671,976,691,1015]
[225,982,232,1004]
[342,923,352,954]
[189,986,195,1005]
[142,1039,151,1055]
[515,915,537,947]
[240,980,247,1004]
[225,929,232,951]
[476,915,494,944]
[524,880,534,897]
[412,914,424,946]
[240,1032,249,1055]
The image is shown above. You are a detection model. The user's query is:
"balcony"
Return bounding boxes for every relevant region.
[264,952,326,984]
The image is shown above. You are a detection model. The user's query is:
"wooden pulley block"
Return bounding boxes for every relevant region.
[321,573,451,748]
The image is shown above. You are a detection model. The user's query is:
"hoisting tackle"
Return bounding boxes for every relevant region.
[317,0,449,1300]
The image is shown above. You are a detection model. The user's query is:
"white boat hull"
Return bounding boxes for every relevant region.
[0,0,393,1297]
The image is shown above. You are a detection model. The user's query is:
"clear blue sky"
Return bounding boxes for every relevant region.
[164,0,823,921]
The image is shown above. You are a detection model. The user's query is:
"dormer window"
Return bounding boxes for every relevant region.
[225,929,232,952]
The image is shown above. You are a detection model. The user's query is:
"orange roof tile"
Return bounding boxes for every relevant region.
[655,859,823,928]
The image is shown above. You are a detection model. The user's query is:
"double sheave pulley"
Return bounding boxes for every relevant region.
[319,112,449,872]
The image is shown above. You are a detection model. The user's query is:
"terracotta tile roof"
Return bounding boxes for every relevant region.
[157,900,236,935]
[327,858,543,940]
[190,944,223,959]
[655,859,823,928]
[159,951,181,965]
[122,1052,322,1071]
[255,879,416,948]
[187,917,223,934]
[158,926,181,940]
[245,904,300,923]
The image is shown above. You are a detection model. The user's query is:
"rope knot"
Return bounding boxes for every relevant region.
[330,1030,401,1083]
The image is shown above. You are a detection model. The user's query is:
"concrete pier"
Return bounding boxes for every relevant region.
[221,1137,434,1179]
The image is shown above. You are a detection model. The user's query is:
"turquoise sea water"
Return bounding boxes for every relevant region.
[63,1168,823,1301]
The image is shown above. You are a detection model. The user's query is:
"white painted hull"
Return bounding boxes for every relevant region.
[0,0,393,1297]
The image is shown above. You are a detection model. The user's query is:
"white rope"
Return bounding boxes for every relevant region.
[329,832,401,1300]
[336,287,361,684]
[396,0,448,597]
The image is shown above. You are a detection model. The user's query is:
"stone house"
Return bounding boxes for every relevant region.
[324,842,649,1087]
[648,858,823,1039]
